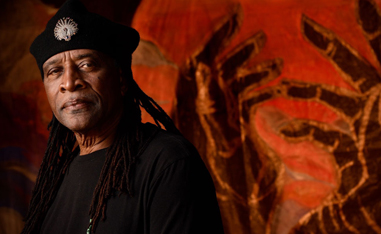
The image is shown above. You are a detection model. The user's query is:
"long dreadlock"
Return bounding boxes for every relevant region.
[21,58,180,234]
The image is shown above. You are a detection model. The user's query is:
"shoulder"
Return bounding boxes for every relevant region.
[140,123,199,161]
[136,123,205,181]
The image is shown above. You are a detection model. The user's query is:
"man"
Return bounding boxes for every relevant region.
[21,0,224,233]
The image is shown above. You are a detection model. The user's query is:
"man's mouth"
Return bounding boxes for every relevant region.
[62,99,92,111]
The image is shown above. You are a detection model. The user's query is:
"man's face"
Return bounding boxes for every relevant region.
[42,49,124,134]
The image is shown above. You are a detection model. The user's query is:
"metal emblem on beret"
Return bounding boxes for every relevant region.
[54,17,78,41]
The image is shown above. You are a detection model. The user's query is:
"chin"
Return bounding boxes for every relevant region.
[57,116,94,133]
[62,122,92,133]
[57,110,99,131]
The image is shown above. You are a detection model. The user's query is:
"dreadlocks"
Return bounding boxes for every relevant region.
[21,60,180,234]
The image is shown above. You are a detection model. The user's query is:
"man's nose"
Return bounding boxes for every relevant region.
[60,65,86,92]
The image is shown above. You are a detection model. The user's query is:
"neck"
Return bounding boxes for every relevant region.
[74,115,121,156]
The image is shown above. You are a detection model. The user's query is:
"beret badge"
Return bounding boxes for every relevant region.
[54,17,78,41]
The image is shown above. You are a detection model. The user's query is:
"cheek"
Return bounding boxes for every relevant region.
[101,85,123,107]
[44,85,59,113]
[95,76,123,101]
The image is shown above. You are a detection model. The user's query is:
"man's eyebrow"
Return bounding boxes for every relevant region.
[43,59,60,69]
[75,53,99,60]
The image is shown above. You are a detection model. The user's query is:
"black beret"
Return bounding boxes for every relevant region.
[30,0,140,77]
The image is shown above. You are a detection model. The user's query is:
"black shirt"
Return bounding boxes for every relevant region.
[41,123,224,234]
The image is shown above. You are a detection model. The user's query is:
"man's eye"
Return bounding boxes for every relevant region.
[47,68,61,77]
[80,62,94,69]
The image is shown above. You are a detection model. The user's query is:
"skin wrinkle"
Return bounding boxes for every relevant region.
[42,49,126,155]
[74,115,120,155]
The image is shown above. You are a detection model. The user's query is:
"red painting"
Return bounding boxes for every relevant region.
[1,0,381,233]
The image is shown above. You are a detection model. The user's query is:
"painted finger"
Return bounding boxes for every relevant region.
[357,0,381,65]
[195,4,243,66]
[302,15,381,94]
[231,58,283,97]
[283,79,363,118]
[218,31,267,84]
